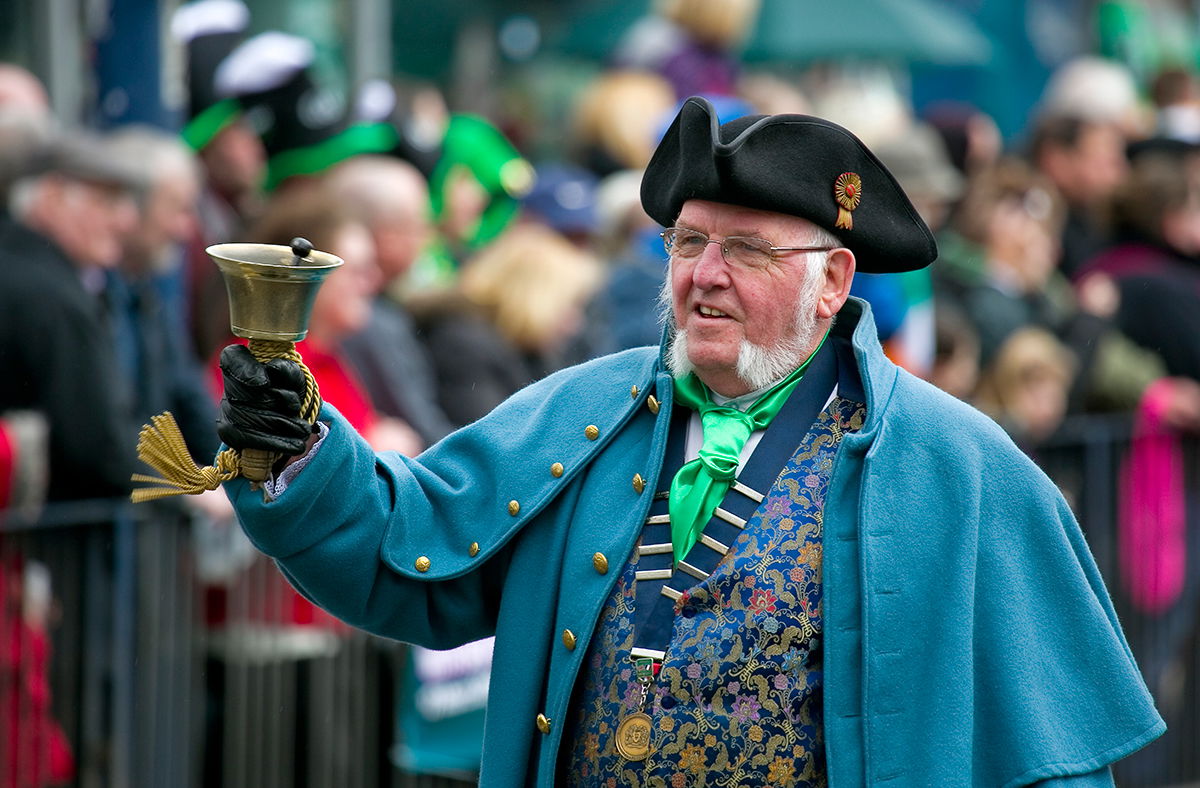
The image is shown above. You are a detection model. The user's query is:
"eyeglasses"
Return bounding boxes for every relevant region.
[661,227,835,270]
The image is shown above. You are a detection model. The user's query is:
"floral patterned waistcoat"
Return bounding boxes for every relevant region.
[563,342,866,788]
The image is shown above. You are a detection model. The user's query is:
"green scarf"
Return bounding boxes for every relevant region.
[668,332,828,564]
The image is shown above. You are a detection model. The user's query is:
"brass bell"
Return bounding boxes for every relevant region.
[208,237,343,342]
[210,237,342,481]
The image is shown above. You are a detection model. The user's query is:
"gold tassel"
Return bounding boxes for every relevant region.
[129,338,321,503]
[130,414,240,502]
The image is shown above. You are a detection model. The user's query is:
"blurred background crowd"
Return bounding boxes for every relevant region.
[1,0,1200,786]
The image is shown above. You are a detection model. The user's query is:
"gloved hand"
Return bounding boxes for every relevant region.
[216,344,313,455]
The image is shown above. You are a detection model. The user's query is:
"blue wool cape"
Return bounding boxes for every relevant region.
[227,298,1163,787]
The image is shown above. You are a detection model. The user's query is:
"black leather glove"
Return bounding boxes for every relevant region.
[216,344,313,455]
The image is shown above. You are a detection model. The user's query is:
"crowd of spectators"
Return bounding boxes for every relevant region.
[2,0,1200,784]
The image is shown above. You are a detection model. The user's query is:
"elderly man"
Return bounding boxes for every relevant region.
[216,98,1161,786]
[107,126,219,463]
[0,128,141,502]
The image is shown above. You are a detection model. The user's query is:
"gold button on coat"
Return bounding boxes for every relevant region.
[536,713,552,734]
[550,462,564,478]
[632,474,645,494]
[562,629,577,650]
[508,500,520,516]
[468,542,480,557]
[415,556,431,572]
[592,552,609,574]
[647,395,660,414]
[585,424,600,440]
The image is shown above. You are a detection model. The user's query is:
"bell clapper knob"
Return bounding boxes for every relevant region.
[290,237,313,265]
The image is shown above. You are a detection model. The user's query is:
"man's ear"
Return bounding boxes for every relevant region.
[817,248,856,319]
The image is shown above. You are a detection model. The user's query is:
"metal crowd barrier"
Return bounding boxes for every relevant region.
[0,414,1195,788]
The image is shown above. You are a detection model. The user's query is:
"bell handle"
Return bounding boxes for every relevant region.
[239,448,278,482]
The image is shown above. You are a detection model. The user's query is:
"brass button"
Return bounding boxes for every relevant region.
[536,713,552,734]
[630,385,639,399]
[592,552,608,574]
[632,474,645,494]
[508,500,520,516]
[469,542,480,557]
[585,424,600,440]
[647,395,660,414]
[550,462,564,478]
[562,629,577,650]
[415,556,431,573]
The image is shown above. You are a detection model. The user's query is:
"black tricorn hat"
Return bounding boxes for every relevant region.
[641,96,938,273]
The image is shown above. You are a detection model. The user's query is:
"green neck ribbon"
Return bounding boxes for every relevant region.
[668,331,829,564]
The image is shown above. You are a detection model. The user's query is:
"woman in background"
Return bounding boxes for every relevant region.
[411,223,603,427]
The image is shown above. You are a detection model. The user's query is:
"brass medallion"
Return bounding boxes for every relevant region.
[615,712,653,761]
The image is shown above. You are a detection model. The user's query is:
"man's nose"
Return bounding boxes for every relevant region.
[691,239,732,288]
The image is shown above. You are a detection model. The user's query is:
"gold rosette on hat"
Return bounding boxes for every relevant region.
[834,172,862,230]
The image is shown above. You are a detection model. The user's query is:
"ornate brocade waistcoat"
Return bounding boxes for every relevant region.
[562,385,866,788]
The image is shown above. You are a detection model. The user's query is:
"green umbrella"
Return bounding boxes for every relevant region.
[744,0,994,66]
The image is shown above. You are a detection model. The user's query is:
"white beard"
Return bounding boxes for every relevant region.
[661,260,826,390]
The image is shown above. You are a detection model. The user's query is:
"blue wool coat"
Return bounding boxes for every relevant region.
[228,298,1163,787]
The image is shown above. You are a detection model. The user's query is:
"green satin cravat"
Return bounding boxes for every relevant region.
[668,332,828,564]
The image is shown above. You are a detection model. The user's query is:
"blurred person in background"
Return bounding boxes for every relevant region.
[326,154,456,446]
[1037,55,1148,141]
[929,296,981,401]
[937,157,1179,422]
[411,223,603,427]
[1029,113,1131,279]
[0,66,52,511]
[570,70,676,178]
[408,113,535,292]
[244,187,423,456]
[973,326,1077,451]
[586,168,670,353]
[0,63,70,788]
[852,122,964,378]
[171,0,266,363]
[613,0,761,100]
[518,162,609,363]
[1148,66,1200,142]
[0,129,141,503]
[736,71,811,116]
[351,77,448,181]
[0,129,141,788]
[1077,143,1200,383]
[0,64,53,219]
[520,161,600,249]
[1,552,74,788]
[924,100,1004,181]
[106,126,219,463]
[213,31,394,195]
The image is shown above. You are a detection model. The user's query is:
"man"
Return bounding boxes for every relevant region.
[326,155,456,446]
[0,63,53,216]
[0,128,141,502]
[170,0,265,362]
[216,98,1162,785]
[1029,114,1129,279]
[107,126,218,462]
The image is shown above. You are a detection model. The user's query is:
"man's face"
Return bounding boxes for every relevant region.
[201,121,265,200]
[1044,123,1128,205]
[668,200,831,396]
[124,173,199,274]
[310,222,381,341]
[52,178,139,269]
